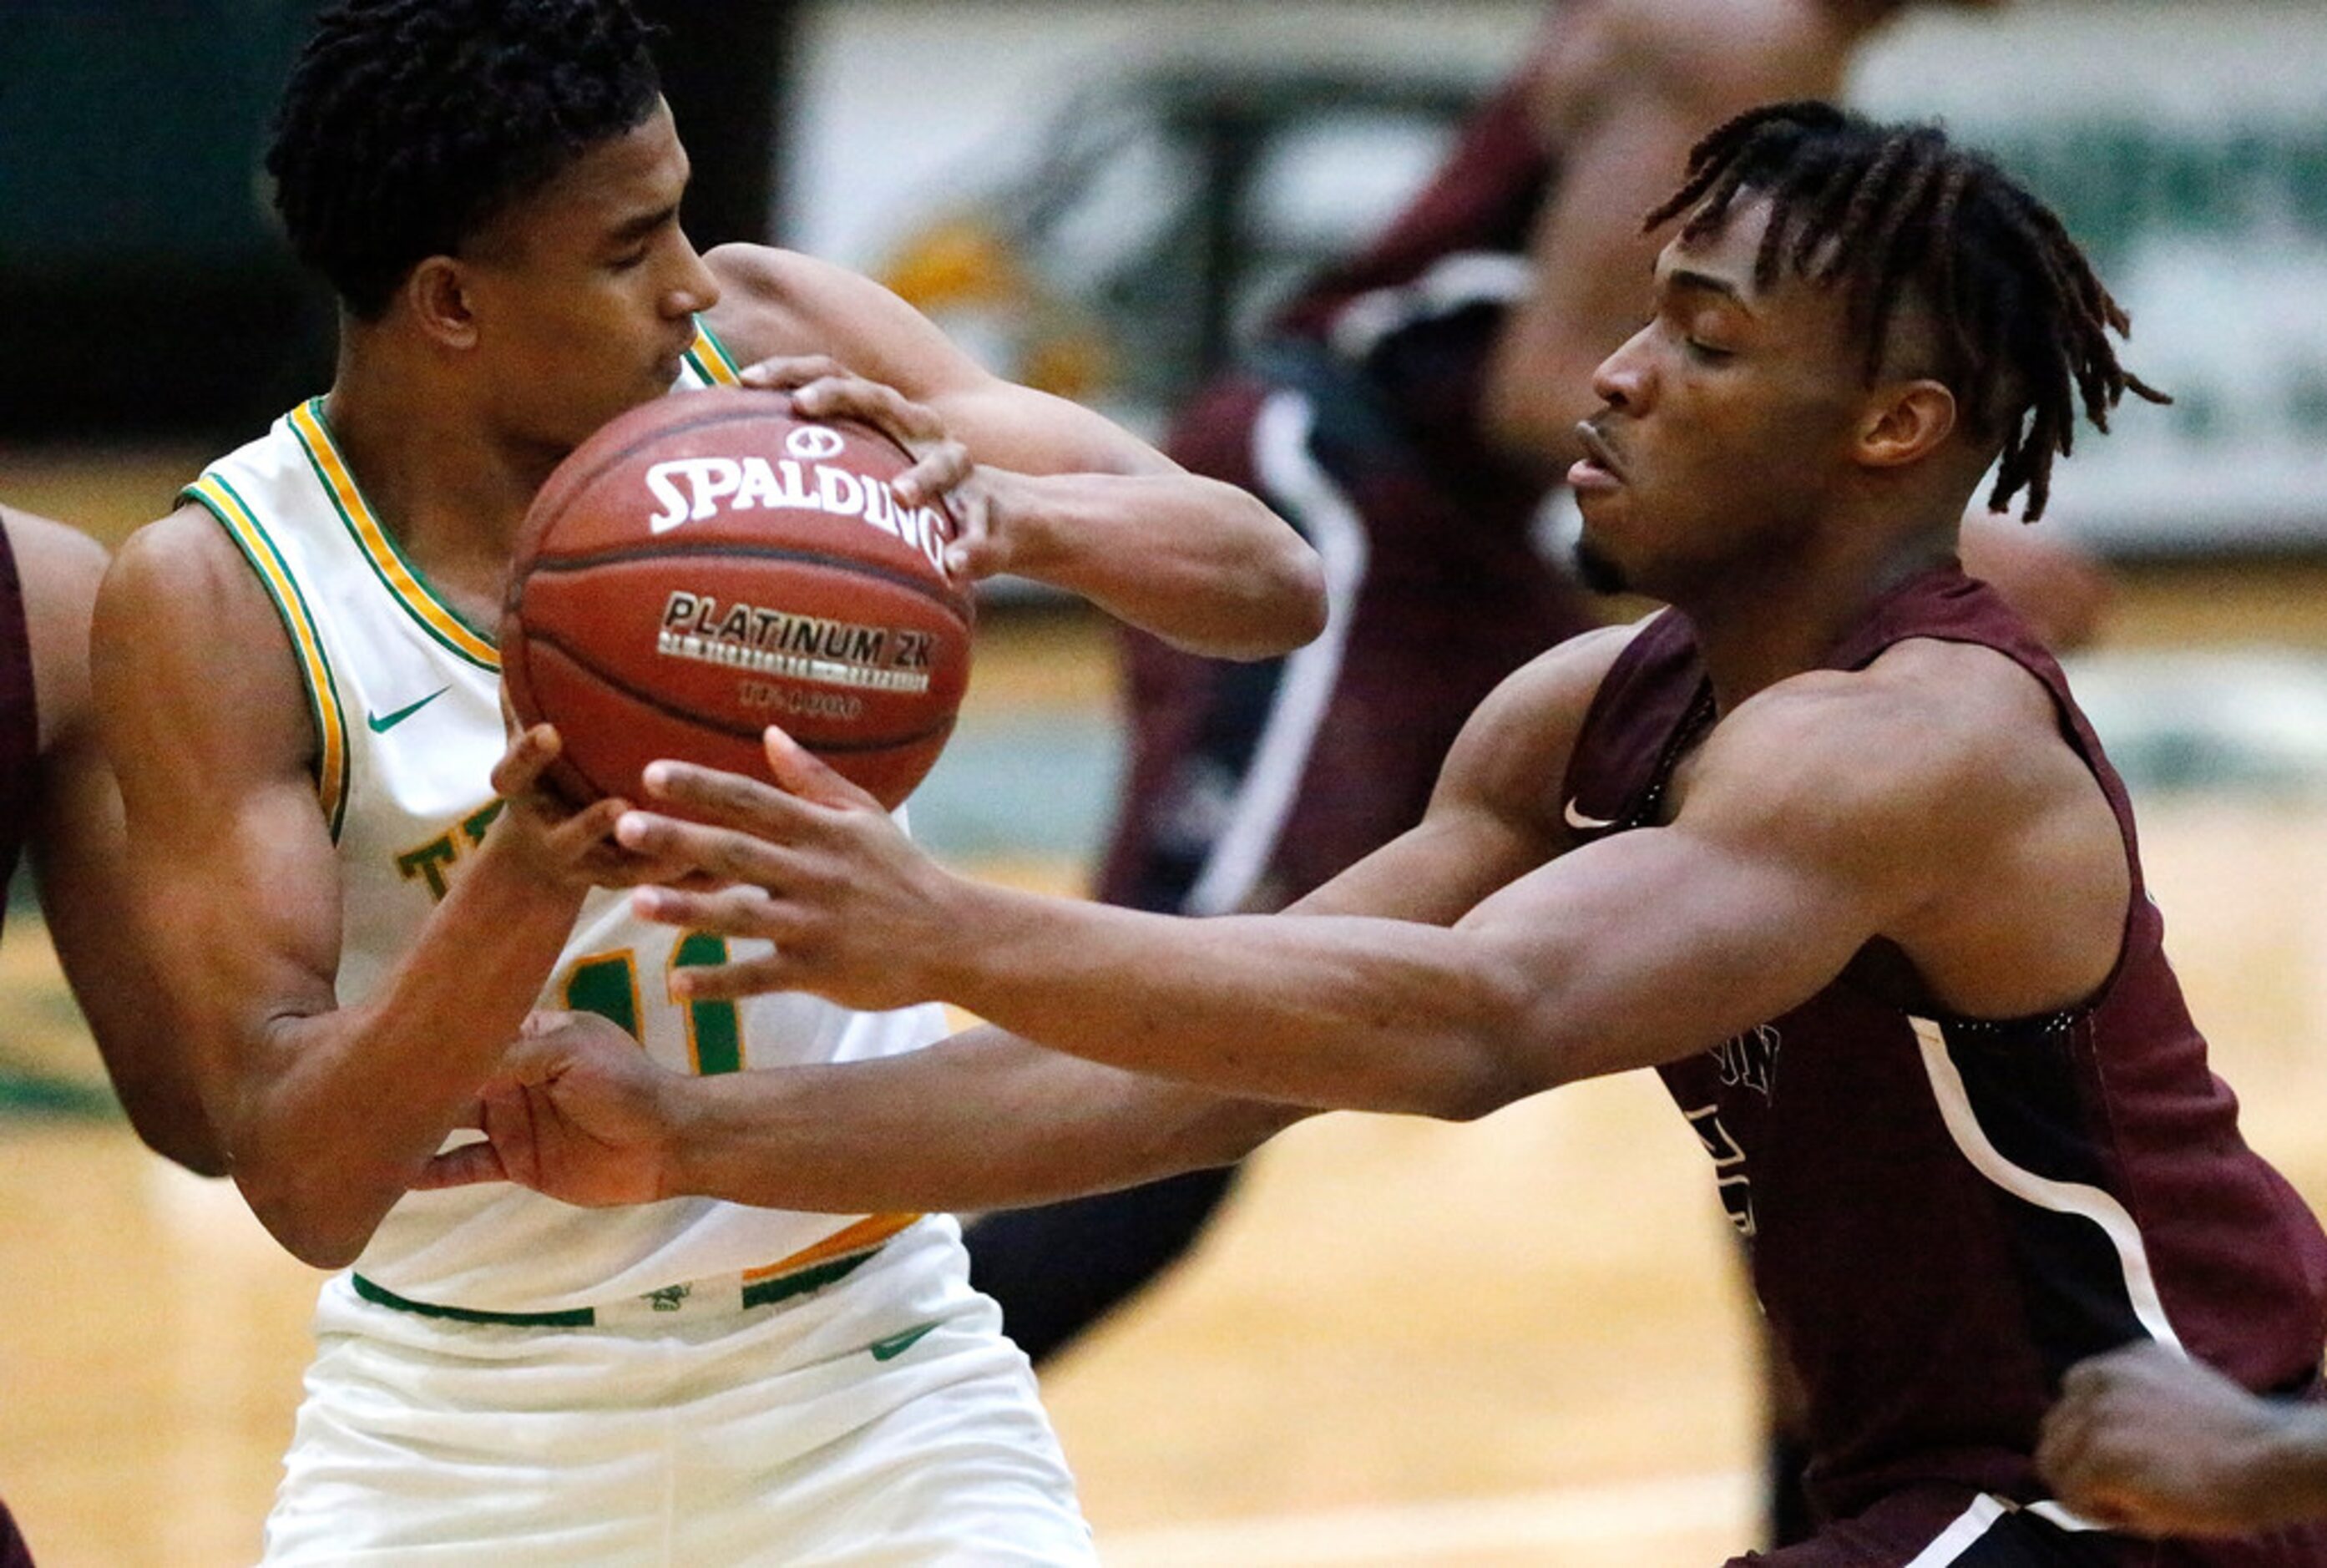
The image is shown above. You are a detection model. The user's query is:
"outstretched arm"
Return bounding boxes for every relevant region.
[421,630,1642,1210]
[617,639,2122,1119]
[423,1009,1311,1213]
[2037,1342,2327,1535]
[702,245,1326,660]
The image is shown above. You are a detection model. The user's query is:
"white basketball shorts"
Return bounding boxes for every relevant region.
[262,1216,1092,1565]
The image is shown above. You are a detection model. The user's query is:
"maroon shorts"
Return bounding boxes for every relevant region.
[1729,1485,2327,1567]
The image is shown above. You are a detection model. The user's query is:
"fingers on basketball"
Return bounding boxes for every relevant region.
[502,387,974,817]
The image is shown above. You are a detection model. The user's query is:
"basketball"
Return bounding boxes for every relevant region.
[502,387,974,812]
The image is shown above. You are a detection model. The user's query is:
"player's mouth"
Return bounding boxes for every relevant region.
[1569,422,1626,493]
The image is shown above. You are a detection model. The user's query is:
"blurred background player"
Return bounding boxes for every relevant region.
[89,1,1318,1560]
[0,506,215,1175]
[0,504,221,1568]
[959,0,2105,1543]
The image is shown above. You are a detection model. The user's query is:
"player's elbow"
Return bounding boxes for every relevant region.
[1273,544,1332,651]
[230,1147,383,1268]
[1385,967,1548,1123]
[1412,1048,1537,1124]
[1204,534,1328,661]
[242,1186,372,1271]
[122,1100,230,1177]
[92,1048,231,1176]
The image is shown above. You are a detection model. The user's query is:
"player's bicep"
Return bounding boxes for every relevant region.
[1449,685,1932,1085]
[1456,802,1887,1088]
[93,518,347,1044]
[1291,625,1642,927]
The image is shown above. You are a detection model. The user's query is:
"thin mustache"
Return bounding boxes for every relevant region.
[1576,421,1625,480]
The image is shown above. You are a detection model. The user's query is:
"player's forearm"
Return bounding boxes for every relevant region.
[915,880,1535,1120]
[229,842,587,1266]
[2245,1406,2327,1523]
[989,468,1326,659]
[663,1029,1308,1212]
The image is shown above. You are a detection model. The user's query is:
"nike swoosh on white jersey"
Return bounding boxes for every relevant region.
[1563,798,1621,832]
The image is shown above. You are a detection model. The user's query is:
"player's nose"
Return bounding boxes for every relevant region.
[667,233,721,317]
[1590,326,1652,413]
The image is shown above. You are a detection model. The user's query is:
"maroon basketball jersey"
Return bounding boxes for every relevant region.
[1100,70,1591,914]
[1560,564,2327,1536]
[1269,71,1554,493]
[0,518,42,934]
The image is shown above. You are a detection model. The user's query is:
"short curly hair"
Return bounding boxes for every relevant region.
[269,0,665,319]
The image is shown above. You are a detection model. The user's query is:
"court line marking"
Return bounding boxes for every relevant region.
[1098,1467,1758,1565]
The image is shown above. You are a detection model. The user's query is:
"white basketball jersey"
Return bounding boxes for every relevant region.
[185,330,944,1313]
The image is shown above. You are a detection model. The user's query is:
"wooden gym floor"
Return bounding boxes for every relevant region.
[6,451,2327,1565]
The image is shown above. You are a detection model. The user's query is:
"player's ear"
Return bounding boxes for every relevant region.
[1854,379,1956,472]
[406,255,480,350]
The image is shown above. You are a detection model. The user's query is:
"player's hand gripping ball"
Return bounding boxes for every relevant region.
[502,387,974,812]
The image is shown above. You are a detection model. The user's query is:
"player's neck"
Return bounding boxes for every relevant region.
[323,345,552,613]
[1685,527,1955,714]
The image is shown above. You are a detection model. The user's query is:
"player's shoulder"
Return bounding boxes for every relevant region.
[1832,635,2056,745]
[1439,620,1650,813]
[106,500,242,593]
[1704,637,2069,837]
[1454,618,1652,747]
[95,501,319,773]
[1499,618,1647,711]
[99,502,280,650]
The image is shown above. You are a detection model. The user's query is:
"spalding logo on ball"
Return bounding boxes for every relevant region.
[503,387,974,812]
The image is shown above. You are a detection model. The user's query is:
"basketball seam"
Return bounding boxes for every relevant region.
[519,543,974,619]
[521,624,960,755]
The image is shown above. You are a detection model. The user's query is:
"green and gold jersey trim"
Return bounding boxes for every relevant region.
[684,318,744,387]
[184,473,353,841]
[287,400,502,672]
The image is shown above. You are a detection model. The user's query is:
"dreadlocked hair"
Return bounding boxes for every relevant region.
[1642,101,2168,520]
[269,0,664,320]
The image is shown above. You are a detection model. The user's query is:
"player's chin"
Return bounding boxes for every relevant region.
[1571,480,1627,525]
[1570,533,1632,597]
[598,369,684,428]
